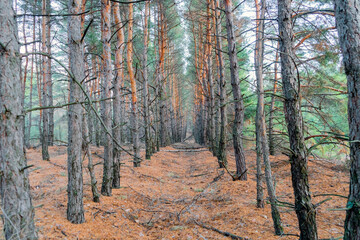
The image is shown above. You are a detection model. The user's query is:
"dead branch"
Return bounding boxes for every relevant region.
[194,220,250,240]
[315,197,332,208]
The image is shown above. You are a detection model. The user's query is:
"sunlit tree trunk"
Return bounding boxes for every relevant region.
[100,0,114,195]
[0,0,37,237]
[334,0,360,239]
[127,0,141,167]
[112,2,125,188]
[278,0,318,238]
[223,0,247,179]
[158,2,169,147]
[206,0,215,155]
[67,0,85,224]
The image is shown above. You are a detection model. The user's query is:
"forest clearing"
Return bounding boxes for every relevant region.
[5,143,346,239]
[1,0,360,239]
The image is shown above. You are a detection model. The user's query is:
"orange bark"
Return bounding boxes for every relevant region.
[127,2,137,105]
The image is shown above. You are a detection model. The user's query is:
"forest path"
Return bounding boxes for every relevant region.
[24,144,347,239]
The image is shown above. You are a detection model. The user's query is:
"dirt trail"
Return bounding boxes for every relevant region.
[22,142,347,239]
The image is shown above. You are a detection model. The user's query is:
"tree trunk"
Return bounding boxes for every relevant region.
[143,1,151,159]
[158,2,168,147]
[22,8,29,149]
[67,0,85,224]
[334,0,360,239]
[268,44,279,156]
[100,0,113,196]
[278,0,318,238]
[26,10,37,148]
[255,0,283,234]
[82,109,100,203]
[112,2,125,188]
[214,0,227,167]
[127,0,141,167]
[206,0,215,155]
[47,0,54,146]
[41,0,50,160]
[223,0,247,180]
[0,0,37,237]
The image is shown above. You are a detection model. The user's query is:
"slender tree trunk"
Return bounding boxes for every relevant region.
[127,0,141,167]
[112,2,125,188]
[143,1,151,159]
[27,11,37,148]
[214,0,227,168]
[254,0,283,234]
[206,0,215,155]
[223,0,247,179]
[278,0,318,239]
[41,0,50,160]
[0,0,37,238]
[36,40,42,144]
[268,44,279,156]
[67,0,85,224]
[100,0,113,196]
[158,2,168,147]
[22,8,29,148]
[254,0,264,209]
[334,0,360,239]
[47,0,54,146]
[214,0,227,167]
[83,109,100,203]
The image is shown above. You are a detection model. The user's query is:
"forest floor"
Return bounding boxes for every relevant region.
[15,141,349,239]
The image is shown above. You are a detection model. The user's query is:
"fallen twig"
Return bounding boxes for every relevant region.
[127,185,152,202]
[48,161,66,170]
[194,220,250,240]
[139,173,162,182]
[190,173,208,178]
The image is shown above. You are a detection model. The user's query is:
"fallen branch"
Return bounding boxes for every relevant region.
[194,220,250,240]
[190,173,208,178]
[160,149,208,152]
[315,197,332,208]
[48,161,66,170]
[127,185,152,202]
[313,193,347,199]
[139,174,162,182]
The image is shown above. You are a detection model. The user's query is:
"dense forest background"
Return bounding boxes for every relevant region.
[19,0,347,163]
